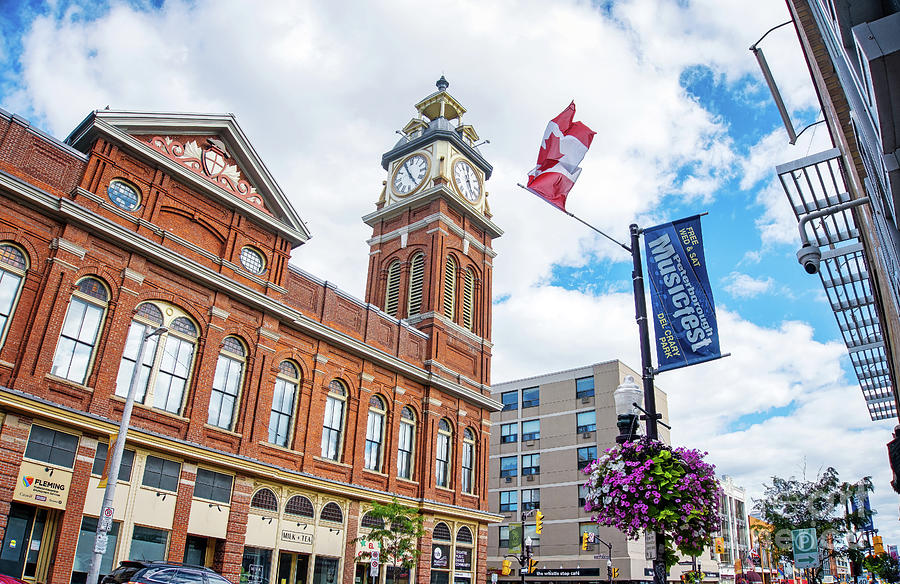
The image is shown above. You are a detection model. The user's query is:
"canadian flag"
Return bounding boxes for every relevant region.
[525,102,596,211]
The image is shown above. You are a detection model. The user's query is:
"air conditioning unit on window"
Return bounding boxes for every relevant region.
[526,475,535,482]
[505,476,512,483]
[581,396,592,404]
[526,440,535,446]
[582,432,592,439]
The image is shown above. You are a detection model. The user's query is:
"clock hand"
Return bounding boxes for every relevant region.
[405,164,415,182]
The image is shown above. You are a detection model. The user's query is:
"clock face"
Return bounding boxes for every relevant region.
[453,160,481,202]
[392,154,429,196]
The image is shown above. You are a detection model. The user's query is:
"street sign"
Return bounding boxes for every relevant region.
[594,554,610,560]
[370,549,379,577]
[792,528,819,568]
[93,532,108,554]
[491,574,498,584]
[645,531,657,560]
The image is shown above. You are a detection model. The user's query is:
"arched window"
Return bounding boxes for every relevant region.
[208,336,247,430]
[321,380,347,461]
[457,526,474,544]
[0,243,28,348]
[397,406,416,480]
[364,395,386,472]
[269,361,300,447]
[250,488,278,511]
[433,522,452,542]
[320,502,343,523]
[407,253,425,316]
[384,260,401,317]
[51,277,109,384]
[436,418,452,488]
[462,268,476,331]
[285,495,314,518]
[442,256,457,320]
[361,512,385,530]
[115,302,199,415]
[462,428,476,494]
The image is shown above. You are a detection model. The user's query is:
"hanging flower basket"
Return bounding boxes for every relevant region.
[582,438,721,568]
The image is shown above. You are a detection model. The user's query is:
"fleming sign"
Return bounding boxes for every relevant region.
[14,461,72,509]
[643,215,721,372]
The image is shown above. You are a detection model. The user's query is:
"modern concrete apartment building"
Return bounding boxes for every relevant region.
[486,360,678,584]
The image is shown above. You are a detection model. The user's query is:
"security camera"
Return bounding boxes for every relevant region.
[797,243,821,275]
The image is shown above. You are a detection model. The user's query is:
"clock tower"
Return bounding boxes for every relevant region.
[363,77,502,393]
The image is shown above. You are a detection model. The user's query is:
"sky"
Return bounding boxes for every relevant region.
[1,0,896,545]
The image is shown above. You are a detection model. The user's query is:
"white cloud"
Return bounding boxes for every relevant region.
[8,0,897,545]
[723,272,775,298]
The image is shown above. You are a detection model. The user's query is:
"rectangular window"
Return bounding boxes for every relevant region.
[51,296,104,384]
[521,453,540,476]
[521,387,539,408]
[321,395,344,460]
[313,557,340,584]
[193,468,233,503]
[397,421,414,480]
[576,411,597,433]
[91,442,135,482]
[522,488,540,511]
[24,425,78,468]
[580,522,600,544]
[501,391,517,411]
[142,455,181,492]
[524,523,540,547]
[576,376,595,398]
[72,516,120,578]
[268,377,296,447]
[499,490,517,513]
[242,547,273,584]
[578,484,589,508]
[500,423,517,444]
[499,525,510,548]
[129,525,169,561]
[577,446,597,470]
[208,354,244,430]
[500,456,517,478]
[521,420,540,441]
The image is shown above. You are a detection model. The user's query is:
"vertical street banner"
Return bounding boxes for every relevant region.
[643,215,721,372]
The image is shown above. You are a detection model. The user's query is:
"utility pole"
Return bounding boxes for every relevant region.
[86,324,166,584]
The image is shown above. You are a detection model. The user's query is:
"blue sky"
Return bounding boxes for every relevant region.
[1,0,895,543]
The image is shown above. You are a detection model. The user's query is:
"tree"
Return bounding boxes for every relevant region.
[864,553,900,584]
[354,498,425,584]
[754,467,863,584]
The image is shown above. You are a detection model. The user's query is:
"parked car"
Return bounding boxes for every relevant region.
[101,561,233,584]
[0,574,28,584]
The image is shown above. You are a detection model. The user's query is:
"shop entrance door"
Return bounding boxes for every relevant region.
[0,503,54,580]
[277,552,309,584]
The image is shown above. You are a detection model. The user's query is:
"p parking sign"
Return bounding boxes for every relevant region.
[791,528,819,568]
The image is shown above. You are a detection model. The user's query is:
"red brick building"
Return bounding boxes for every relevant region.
[0,77,501,584]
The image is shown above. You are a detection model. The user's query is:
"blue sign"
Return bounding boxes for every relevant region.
[643,215,721,372]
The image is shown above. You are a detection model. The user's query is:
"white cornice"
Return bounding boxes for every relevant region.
[0,169,502,412]
[366,211,497,259]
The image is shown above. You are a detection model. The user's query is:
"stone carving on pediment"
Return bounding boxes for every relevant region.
[148,135,271,215]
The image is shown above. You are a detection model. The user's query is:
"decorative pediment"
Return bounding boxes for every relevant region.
[147,135,269,214]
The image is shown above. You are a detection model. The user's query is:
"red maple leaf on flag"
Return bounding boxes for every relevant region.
[538,132,564,171]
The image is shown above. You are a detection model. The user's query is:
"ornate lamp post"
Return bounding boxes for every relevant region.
[614,374,643,444]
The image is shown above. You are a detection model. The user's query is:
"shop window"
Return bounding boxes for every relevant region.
[285,495,314,518]
[250,488,278,512]
[193,468,233,504]
[435,419,452,488]
[72,516,121,581]
[51,277,109,384]
[129,525,169,561]
[91,442,135,481]
[208,336,246,430]
[364,395,386,472]
[142,456,181,492]
[269,361,300,447]
[0,243,27,349]
[320,502,343,523]
[115,302,198,416]
[321,380,346,461]
[242,547,273,584]
[397,406,416,480]
[25,424,79,468]
[312,557,339,584]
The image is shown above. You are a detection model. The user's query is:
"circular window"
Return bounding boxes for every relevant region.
[107,179,140,211]
[240,247,265,274]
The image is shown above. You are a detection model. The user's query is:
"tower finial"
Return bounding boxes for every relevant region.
[436,76,449,92]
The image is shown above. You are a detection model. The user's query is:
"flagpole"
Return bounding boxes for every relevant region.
[516,184,631,252]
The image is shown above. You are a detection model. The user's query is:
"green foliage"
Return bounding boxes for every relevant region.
[864,553,900,584]
[353,498,425,584]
